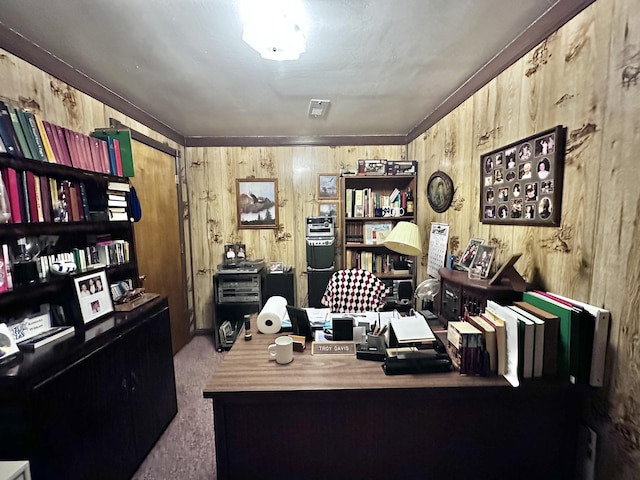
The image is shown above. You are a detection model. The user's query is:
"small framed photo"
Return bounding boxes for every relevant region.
[468,245,495,279]
[457,238,485,270]
[72,269,114,325]
[318,174,338,199]
[318,201,339,220]
[269,261,284,273]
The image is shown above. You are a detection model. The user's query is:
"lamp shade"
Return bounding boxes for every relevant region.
[383,221,423,256]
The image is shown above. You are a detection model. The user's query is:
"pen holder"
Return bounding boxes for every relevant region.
[366,334,386,350]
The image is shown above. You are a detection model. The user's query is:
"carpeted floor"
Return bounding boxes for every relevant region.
[131,335,226,480]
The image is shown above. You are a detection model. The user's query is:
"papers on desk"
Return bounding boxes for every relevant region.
[389,314,436,344]
[281,307,331,329]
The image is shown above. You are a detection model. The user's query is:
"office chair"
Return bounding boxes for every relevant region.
[321,269,388,312]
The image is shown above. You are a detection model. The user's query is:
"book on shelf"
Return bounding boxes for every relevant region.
[509,305,545,378]
[33,113,57,163]
[15,108,40,161]
[91,129,134,177]
[364,221,393,245]
[107,181,130,192]
[514,300,559,376]
[467,315,497,374]
[17,326,74,351]
[0,101,23,156]
[6,103,34,159]
[446,320,485,375]
[522,291,594,384]
[480,312,506,376]
[541,292,610,387]
[24,111,48,161]
[486,301,521,387]
[507,306,535,379]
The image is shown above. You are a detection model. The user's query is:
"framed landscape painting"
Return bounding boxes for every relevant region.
[236,178,279,229]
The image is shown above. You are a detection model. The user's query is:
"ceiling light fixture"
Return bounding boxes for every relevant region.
[308,99,331,119]
[239,0,307,61]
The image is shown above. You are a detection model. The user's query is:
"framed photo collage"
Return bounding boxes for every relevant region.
[480,125,565,226]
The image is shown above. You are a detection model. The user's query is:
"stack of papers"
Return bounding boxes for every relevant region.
[389,315,436,344]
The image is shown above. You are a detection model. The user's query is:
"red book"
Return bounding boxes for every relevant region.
[81,134,96,172]
[63,128,80,168]
[2,167,22,223]
[41,120,60,164]
[88,135,104,173]
[77,133,90,171]
[25,171,39,223]
[39,175,52,222]
[53,124,73,166]
[98,138,110,174]
[113,138,123,176]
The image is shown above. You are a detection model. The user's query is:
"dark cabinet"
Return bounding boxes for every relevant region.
[0,297,177,480]
[213,271,263,350]
[437,268,523,326]
[262,269,295,305]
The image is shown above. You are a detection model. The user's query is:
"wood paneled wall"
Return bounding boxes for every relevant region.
[409,0,640,477]
[0,49,193,331]
[186,145,405,331]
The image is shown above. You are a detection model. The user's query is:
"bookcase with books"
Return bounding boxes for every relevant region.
[0,101,178,480]
[0,100,139,330]
[342,169,417,286]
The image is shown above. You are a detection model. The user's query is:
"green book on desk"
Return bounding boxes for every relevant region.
[522,291,593,384]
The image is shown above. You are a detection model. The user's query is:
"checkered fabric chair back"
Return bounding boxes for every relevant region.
[321,269,388,312]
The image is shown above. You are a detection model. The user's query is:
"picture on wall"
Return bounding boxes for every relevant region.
[318,202,339,219]
[480,125,565,226]
[236,178,279,229]
[318,174,339,199]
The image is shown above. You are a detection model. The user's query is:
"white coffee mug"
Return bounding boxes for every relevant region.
[268,336,294,364]
[392,206,405,217]
[382,206,392,217]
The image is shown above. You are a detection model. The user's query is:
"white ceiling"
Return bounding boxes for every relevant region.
[0,0,591,141]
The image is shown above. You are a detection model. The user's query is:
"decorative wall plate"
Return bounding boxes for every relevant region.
[427,171,454,213]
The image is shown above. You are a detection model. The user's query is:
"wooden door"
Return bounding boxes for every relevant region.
[130,141,189,353]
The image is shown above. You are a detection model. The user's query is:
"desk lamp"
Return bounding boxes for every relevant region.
[383,221,422,257]
[383,222,428,309]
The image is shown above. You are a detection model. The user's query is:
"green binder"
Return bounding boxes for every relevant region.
[6,104,34,159]
[91,129,135,177]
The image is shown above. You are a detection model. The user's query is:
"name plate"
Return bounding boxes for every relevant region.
[311,341,356,356]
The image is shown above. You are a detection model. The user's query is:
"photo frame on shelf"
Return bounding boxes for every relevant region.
[236,178,279,229]
[468,245,495,280]
[318,174,339,199]
[427,171,454,213]
[71,268,114,325]
[480,125,565,226]
[457,238,485,271]
[269,261,284,273]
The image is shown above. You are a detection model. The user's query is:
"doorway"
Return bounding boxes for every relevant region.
[130,140,190,353]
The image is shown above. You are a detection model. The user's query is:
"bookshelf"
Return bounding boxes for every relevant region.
[341,173,418,292]
[0,152,138,318]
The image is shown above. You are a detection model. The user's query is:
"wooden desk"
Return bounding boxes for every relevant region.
[204,317,580,480]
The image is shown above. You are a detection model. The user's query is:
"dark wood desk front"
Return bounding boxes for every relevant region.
[204,317,580,480]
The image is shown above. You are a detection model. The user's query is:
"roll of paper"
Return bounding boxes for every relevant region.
[257,295,287,334]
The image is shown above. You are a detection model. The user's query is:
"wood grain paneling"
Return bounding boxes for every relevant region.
[410,1,640,477]
[186,145,405,331]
